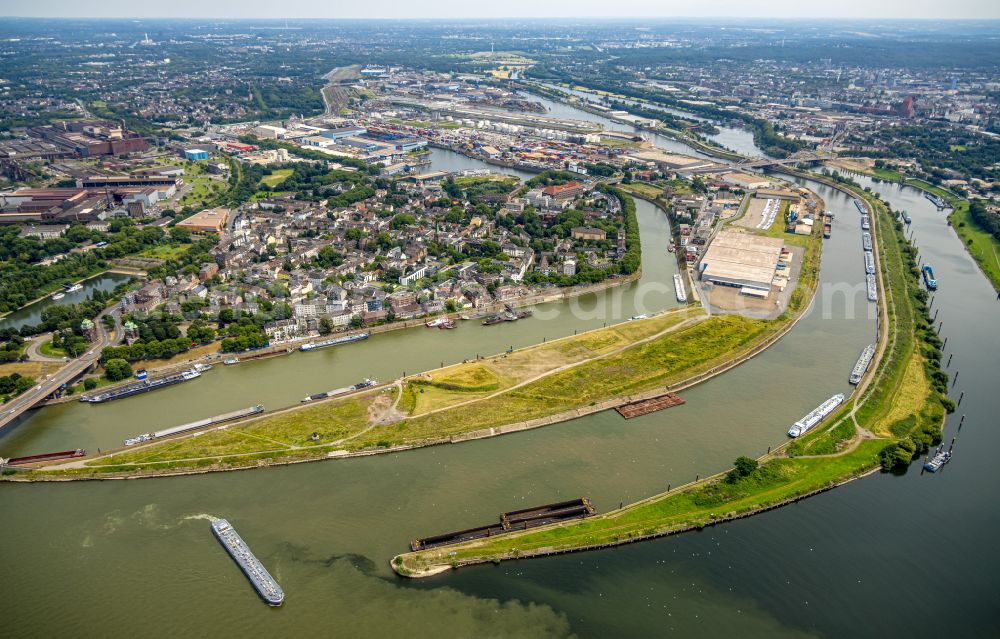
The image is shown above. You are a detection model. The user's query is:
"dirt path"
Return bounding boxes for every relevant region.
[406,313,708,421]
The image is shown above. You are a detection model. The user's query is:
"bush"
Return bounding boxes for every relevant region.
[726,455,758,483]
[83,378,98,391]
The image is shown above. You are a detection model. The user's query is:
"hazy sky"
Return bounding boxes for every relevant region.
[5,0,1000,20]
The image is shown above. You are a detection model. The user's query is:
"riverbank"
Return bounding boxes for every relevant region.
[32,267,643,407]
[7,188,825,480]
[829,163,999,292]
[390,180,947,577]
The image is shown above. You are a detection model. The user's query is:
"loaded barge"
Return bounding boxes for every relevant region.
[299,332,369,352]
[302,378,377,403]
[616,392,685,419]
[849,344,876,385]
[2,448,85,467]
[788,394,846,438]
[409,498,596,552]
[211,518,284,606]
[80,368,201,404]
[862,231,872,251]
[123,405,264,446]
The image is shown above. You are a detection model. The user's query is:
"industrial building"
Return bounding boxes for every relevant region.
[184,149,209,161]
[29,120,150,157]
[698,229,785,296]
[176,207,230,233]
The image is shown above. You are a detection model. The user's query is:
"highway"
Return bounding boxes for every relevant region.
[0,304,121,433]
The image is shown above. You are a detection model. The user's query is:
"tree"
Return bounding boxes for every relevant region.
[318,317,334,335]
[103,358,133,382]
[726,455,758,483]
[83,378,98,391]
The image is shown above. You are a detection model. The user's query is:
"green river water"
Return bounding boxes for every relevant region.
[1,112,996,637]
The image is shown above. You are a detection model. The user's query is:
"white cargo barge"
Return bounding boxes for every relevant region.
[673,274,687,303]
[299,332,369,352]
[866,274,878,302]
[862,231,872,251]
[864,250,876,274]
[849,344,876,385]
[123,405,264,446]
[788,394,846,438]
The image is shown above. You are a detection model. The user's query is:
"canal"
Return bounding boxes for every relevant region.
[0,272,133,331]
[0,101,995,637]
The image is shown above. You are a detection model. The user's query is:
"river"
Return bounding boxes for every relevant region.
[0,101,996,637]
[534,83,765,158]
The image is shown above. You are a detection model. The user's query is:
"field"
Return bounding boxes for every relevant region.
[260,168,293,188]
[138,244,191,260]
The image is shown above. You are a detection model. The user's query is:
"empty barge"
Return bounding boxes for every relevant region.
[409,498,596,552]
[3,448,85,466]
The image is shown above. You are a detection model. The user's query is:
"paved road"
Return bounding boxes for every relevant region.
[0,305,121,433]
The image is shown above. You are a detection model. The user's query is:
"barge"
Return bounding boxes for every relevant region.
[924,441,954,473]
[925,192,947,210]
[849,344,876,385]
[862,231,872,251]
[922,264,938,290]
[864,250,876,275]
[211,518,284,606]
[866,274,878,302]
[80,368,201,404]
[299,332,369,352]
[3,448,85,466]
[854,199,867,214]
[123,405,265,446]
[673,273,687,303]
[616,392,685,419]
[788,394,846,438]
[301,378,377,403]
[860,214,870,230]
[409,498,596,552]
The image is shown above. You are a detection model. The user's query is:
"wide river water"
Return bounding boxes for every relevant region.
[1,100,997,638]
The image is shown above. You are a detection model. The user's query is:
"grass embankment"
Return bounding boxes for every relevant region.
[948,200,1000,292]
[392,184,948,577]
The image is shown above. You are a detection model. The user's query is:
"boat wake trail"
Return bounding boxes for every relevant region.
[183,513,219,523]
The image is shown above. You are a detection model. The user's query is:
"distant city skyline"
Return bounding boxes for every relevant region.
[4,0,1000,20]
